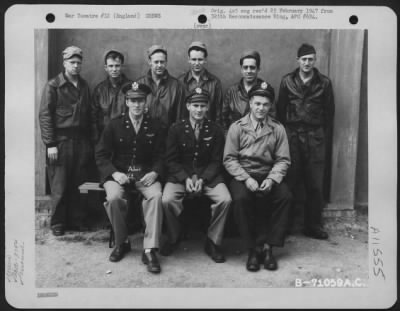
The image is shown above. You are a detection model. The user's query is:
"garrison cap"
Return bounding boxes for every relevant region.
[248,81,275,101]
[62,46,83,60]
[147,45,167,58]
[188,41,208,57]
[103,49,125,63]
[186,87,210,104]
[240,50,261,68]
[122,82,151,99]
[297,43,316,57]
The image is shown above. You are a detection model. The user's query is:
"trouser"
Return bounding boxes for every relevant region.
[286,126,326,230]
[103,180,163,249]
[47,137,92,228]
[230,179,292,249]
[162,182,232,246]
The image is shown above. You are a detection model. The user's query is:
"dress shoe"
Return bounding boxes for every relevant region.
[51,224,65,236]
[304,227,329,240]
[109,241,131,262]
[255,247,266,263]
[204,238,226,263]
[142,250,161,274]
[159,240,180,256]
[246,249,260,272]
[263,248,278,271]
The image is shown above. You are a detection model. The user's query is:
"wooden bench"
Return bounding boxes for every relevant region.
[78,182,144,248]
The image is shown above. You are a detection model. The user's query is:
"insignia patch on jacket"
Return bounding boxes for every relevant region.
[146,133,155,137]
[203,136,212,141]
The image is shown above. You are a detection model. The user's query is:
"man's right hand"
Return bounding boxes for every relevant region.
[245,177,259,192]
[47,147,58,164]
[185,177,195,193]
[112,172,130,185]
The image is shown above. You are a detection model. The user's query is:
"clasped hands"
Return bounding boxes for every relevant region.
[185,174,203,194]
[245,177,275,194]
[112,171,158,187]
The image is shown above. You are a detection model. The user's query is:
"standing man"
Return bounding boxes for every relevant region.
[92,49,131,141]
[276,43,334,240]
[224,82,292,272]
[161,88,232,263]
[39,46,95,236]
[137,45,185,128]
[222,50,273,131]
[95,82,165,274]
[178,41,223,125]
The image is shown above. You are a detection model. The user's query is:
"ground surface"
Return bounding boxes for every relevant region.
[35,214,368,288]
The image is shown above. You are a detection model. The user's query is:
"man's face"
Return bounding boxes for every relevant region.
[148,52,167,77]
[187,101,208,122]
[249,95,272,121]
[126,97,146,117]
[297,53,316,74]
[188,50,207,74]
[104,58,122,79]
[63,56,82,76]
[241,58,259,84]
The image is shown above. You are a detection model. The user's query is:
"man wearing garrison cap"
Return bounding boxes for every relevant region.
[222,50,274,132]
[92,49,131,141]
[277,43,335,240]
[95,82,166,273]
[39,46,96,236]
[161,87,232,263]
[136,44,185,129]
[224,82,292,272]
[178,41,224,125]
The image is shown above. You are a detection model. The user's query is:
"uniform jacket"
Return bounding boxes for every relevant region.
[165,118,225,188]
[222,78,270,131]
[178,69,223,125]
[223,114,290,184]
[95,112,166,184]
[136,70,185,129]
[276,68,334,130]
[92,73,131,141]
[39,72,95,147]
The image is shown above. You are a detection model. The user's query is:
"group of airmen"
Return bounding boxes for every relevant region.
[39,41,334,274]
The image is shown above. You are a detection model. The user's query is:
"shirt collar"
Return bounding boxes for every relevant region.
[147,69,169,83]
[60,72,82,87]
[249,113,267,130]
[186,69,209,83]
[128,113,144,127]
[189,118,204,130]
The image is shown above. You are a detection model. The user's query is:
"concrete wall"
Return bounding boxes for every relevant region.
[48,29,331,94]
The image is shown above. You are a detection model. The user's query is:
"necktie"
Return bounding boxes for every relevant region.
[256,121,263,133]
[194,123,200,140]
[133,120,140,133]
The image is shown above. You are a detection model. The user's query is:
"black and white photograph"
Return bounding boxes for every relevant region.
[4,5,397,309]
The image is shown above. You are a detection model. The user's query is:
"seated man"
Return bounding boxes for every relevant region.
[223,82,292,272]
[95,82,166,274]
[161,88,232,263]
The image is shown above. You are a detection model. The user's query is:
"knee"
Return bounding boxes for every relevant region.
[106,191,124,203]
[221,194,232,207]
[162,192,174,207]
[148,191,162,201]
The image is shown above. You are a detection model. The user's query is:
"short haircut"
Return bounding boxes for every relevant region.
[188,47,208,58]
[105,51,124,64]
[240,56,260,69]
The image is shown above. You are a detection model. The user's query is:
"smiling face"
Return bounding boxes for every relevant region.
[249,95,272,122]
[104,57,122,79]
[126,97,146,118]
[63,56,82,76]
[148,52,167,77]
[187,101,208,123]
[297,53,316,74]
[188,49,207,74]
[240,58,259,84]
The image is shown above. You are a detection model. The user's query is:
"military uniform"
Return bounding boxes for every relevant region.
[277,66,334,233]
[39,46,95,233]
[162,115,231,249]
[96,110,165,249]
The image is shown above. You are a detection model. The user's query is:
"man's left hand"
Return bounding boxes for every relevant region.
[139,171,158,187]
[259,178,275,193]
[194,178,204,193]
